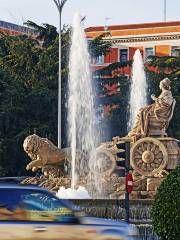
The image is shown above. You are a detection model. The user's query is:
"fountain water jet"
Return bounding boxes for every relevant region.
[67,13,99,197]
[128,49,147,131]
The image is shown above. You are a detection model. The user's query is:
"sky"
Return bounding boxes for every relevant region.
[0,0,179,29]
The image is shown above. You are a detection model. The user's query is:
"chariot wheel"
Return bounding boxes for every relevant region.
[131,137,168,177]
[95,147,117,176]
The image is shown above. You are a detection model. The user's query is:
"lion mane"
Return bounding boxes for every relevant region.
[23,134,68,172]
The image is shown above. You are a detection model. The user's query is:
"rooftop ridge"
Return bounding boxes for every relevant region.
[85,21,180,32]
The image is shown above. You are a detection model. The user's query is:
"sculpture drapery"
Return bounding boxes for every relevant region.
[128,78,176,141]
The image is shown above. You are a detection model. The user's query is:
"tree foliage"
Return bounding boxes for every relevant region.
[93,74,130,141]
[151,166,180,240]
[88,32,112,58]
[24,20,58,47]
[0,21,111,176]
[94,60,132,76]
[0,32,58,176]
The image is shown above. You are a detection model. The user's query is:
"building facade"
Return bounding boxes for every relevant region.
[0,20,36,36]
[85,21,180,72]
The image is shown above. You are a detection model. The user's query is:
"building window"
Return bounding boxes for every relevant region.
[92,55,104,65]
[120,49,128,62]
[145,47,154,59]
[171,46,180,57]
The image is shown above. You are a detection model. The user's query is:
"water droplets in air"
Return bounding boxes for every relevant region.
[128,49,147,131]
[66,13,99,198]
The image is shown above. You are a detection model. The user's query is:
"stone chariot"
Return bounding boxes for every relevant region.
[95,78,180,197]
[96,136,179,178]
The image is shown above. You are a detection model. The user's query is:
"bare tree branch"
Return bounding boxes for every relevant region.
[81,16,86,23]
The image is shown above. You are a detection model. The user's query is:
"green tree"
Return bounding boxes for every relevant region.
[0,27,59,176]
[92,60,132,141]
[0,21,111,176]
[24,20,58,47]
[94,75,130,140]
[151,166,180,240]
[88,32,112,58]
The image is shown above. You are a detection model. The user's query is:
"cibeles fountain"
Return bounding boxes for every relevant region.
[22,14,180,200]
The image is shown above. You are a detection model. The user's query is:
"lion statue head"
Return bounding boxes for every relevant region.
[23,134,68,173]
[23,134,41,159]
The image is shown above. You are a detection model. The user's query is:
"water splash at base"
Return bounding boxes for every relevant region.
[56,186,91,199]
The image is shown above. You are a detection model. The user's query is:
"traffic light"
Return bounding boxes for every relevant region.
[116,141,130,170]
[116,140,131,223]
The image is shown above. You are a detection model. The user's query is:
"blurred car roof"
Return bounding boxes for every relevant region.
[0,181,77,210]
[0,176,28,184]
[0,183,43,190]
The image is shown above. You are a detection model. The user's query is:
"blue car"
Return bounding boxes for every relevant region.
[0,183,138,240]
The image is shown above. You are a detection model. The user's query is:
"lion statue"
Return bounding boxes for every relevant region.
[23,134,70,172]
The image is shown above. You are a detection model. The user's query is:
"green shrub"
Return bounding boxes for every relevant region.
[151,166,180,240]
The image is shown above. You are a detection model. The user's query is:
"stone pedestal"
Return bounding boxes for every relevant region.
[147,177,165,191]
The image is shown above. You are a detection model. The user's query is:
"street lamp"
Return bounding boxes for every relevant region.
[53,0,68,148]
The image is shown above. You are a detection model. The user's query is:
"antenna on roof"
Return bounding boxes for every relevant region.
[21,15,26,25]
[164,0,167,22]
[104,17,111,31]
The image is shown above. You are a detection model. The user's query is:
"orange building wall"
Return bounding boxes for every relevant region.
[155,45,170,56]
[86,26,180,38]
[86,22,180,75]
[104,48,118,63]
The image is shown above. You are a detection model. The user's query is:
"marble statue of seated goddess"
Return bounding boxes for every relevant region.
[128,78,176,141]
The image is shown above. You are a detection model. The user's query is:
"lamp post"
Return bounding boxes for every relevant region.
[53,0,67,148]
